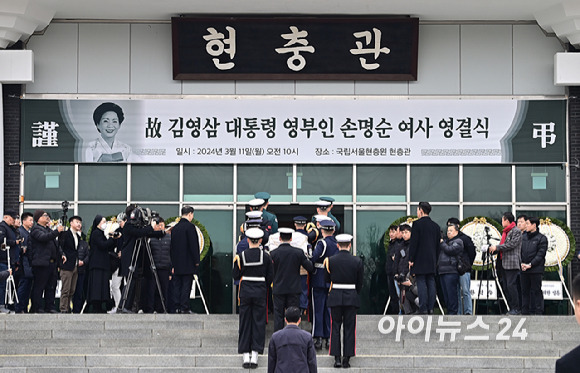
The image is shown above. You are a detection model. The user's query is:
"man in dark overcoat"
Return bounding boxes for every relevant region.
[170,205,200,314]
[408,201,441,314]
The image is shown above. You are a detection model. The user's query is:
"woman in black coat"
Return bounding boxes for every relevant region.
[87,215,117,313]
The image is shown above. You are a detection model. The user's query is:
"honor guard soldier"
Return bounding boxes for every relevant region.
[293,216,316,312]
[237,211,266,255]
[310,219,338,350]
[254,192,279,234]
[324,234,363,368]
[311,197,341,232]
[270,228,314,332]
[233,228,274,369]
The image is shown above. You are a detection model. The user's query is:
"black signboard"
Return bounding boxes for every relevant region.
[172,16,418,81]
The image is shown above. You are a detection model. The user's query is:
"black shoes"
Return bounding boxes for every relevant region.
[325,338,330,349]
[314,337,322,350]
[334,356,342,368]
[342,356,350,368]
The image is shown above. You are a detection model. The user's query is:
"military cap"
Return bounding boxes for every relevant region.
[245,218,263,227]
[254,192,271,201]
[319,219,336,230]
[319,196,335,203]
[293,216,308,224]
[245,228,264,239]
[314,214,329,222]
[278,227,294,234]
[336,234,353,243]
[248,198,265,207]
[246,211,263,219]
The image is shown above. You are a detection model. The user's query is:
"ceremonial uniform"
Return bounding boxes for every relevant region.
[233,229,274,367]
[270,229,314,332]
[310,222,338,345]
[325,245,363,361]
[294,222,315,311]
[262,210,279,234]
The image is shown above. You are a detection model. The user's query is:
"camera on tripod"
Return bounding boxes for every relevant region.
[128,205,160,227]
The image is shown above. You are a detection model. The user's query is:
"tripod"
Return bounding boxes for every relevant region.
[2,240,18,307]
[475,228,508,314]
[119,236,167,313]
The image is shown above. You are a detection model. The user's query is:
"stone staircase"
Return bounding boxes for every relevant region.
[0,313,577,372]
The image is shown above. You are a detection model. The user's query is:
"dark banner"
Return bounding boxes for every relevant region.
[20,98,566,164]
[172,16,418,80]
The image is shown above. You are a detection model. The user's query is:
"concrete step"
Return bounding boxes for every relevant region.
[0,314,576,371]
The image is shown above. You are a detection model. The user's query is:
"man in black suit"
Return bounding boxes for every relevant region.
[270,227,314,332]
[58,215,83,313]
[170,205,200,314]
[556,274,580,372]
[408,201,441,315]
[324,233,363,369]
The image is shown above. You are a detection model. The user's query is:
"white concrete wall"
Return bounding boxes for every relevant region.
[25,22,565,96]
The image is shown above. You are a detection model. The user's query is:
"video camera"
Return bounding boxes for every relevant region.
[61,200,70,226]
[128,205,160,227]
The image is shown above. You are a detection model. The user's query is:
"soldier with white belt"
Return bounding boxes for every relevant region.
[324,234,364,369]
[232,228,273,369]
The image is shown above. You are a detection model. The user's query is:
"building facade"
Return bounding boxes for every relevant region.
[2,4,579,313]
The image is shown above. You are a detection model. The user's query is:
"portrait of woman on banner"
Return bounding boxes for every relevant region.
[85,102,135,162]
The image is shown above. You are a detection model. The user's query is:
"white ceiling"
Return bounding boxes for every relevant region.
[50,0,561,21]
[1,0,580,48]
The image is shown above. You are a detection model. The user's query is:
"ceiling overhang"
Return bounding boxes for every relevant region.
[535,0,580,47]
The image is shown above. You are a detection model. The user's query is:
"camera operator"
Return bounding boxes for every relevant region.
[16,212,34,313]
[143,217,171,313]
[119,205,164,313]
[393,224,417,314]
[0,210,22,313]
[29,210,64,313]
[489,212,522,315]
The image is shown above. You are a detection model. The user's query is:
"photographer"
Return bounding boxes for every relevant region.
[143,217,171,314]
[0,210,21,313]
[16,212,34,313]
[119,205,164,313]
[393,224,417,314]
[385,225,402,314]
[29,210,64,313]
[489,212,522,315]
[437,224,464,315]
